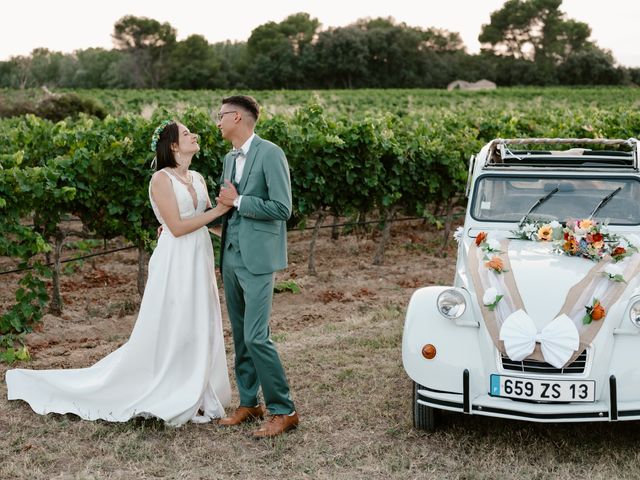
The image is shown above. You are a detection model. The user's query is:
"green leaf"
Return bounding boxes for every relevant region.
[15,346,30,361]
[274,280,301,294]
[9,314,23,332]
[1,348,16,363]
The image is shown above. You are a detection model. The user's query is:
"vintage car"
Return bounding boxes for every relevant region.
[403,137,640,430]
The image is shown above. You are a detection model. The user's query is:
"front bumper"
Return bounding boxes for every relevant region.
[415,373,640,422]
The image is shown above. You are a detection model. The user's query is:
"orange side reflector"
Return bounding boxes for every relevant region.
[422,344,436,360]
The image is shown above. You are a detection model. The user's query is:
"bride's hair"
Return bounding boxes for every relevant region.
[154,121,180,170]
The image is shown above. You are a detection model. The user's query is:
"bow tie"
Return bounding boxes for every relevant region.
[231,148,244,159]
[499,310,579,368]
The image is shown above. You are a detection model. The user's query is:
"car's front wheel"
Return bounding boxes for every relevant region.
[413,381,439,431]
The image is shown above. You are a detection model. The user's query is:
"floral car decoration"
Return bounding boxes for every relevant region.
[467,228,640,369]
[511,218,637,262]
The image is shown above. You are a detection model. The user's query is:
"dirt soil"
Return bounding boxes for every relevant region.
[0,221,454,370]
[2,222,640,479]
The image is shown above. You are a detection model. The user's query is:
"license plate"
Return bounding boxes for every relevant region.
[490,374,595,402]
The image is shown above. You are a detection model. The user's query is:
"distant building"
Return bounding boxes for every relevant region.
[447,79,497,91]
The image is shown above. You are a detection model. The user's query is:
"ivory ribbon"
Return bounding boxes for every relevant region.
[468,238,640,367]
[499,311,579,368]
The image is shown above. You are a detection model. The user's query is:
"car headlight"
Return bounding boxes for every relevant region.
[437,289,466,319]
[629,299,640,328]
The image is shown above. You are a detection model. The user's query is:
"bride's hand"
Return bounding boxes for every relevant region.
[211,202,232,216]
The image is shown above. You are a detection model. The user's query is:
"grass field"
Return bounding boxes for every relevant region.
[2,223,640,479]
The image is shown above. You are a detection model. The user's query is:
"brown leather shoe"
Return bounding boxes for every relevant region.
[217,405,266,426]
[252,412,299,438]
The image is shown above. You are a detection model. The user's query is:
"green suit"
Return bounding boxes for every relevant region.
[219,135,295,414]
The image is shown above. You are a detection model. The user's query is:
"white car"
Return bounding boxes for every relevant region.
[403,137,640,430]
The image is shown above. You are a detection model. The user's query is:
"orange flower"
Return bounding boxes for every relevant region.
[485,257,504,273]
[563,238,578,254]
[537,225,553,241]
[583,298,606,324]
[579,219,593,230]
[591,302,606,321]
[475,231,487,246]
[612,246,626,257]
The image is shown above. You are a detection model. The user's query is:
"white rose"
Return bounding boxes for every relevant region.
[453,226,464,243]
[626,234,640,249]
[487,238,501,251]
[483,287,499,306]
[550,220,561,229]
[604,263,624,276]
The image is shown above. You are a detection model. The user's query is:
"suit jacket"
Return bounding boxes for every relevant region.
[218,135,292,275]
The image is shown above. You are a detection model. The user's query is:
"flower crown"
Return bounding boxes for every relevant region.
[150,120,174,152]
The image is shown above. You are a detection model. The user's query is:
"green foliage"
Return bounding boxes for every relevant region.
[0,10,628,89]
[34,93,108,121]
[0,93,108,121]
[274,280,302,294]
[112,15,177,88]
[479,0,591,63]
[477,0,624,85]
[0,343,31,363]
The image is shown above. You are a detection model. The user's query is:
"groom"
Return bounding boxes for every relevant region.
[214,95,298,438]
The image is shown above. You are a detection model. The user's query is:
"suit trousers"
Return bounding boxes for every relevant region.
[222,242,295,415]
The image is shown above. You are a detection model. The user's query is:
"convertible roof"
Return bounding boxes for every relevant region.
[485,138,639,170]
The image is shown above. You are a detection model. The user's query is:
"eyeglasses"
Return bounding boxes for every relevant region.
[216,111,238,121]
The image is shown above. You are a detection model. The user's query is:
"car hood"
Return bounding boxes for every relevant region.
[507,240,595,330]
[458,236,640,332]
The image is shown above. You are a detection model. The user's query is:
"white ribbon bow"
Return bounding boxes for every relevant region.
[499,309,579,368]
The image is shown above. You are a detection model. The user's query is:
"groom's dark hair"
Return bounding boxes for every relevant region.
[222,95,260,123]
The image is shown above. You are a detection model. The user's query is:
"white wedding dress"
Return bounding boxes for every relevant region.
[6,169,231,426]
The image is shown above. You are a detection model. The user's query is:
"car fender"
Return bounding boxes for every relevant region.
[402,285,485,395]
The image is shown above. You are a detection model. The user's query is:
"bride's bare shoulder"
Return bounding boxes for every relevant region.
[150,170,172,192]
[151,169,171,182]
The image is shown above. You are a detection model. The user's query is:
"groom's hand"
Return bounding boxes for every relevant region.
[217,180,238,207]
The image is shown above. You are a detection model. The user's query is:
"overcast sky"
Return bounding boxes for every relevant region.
[3,0,639,67]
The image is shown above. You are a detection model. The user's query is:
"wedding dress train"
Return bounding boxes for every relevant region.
[6,169,231,426]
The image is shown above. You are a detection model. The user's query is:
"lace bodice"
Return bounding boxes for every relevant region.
[149,169,209,225]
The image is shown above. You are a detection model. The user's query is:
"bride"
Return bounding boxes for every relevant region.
[6,120,232,426]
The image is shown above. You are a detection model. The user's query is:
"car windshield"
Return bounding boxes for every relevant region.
[471,175,640,225]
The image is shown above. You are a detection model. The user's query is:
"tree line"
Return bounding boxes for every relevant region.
[2,0,638,89]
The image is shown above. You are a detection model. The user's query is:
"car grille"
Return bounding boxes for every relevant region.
[501,350,587,374]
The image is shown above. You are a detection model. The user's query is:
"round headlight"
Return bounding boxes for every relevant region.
[437,289,467,319]
[629,299,640,328]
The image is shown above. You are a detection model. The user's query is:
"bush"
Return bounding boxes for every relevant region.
[34,93,108,121]
[628,68,640,87]
[557,48,625,86]
[0,99,37,118]
[0,92,107,121]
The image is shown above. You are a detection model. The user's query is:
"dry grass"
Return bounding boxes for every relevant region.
[2,224,640,479]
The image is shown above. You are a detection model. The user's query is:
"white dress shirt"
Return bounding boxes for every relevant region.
[233,133,255,209]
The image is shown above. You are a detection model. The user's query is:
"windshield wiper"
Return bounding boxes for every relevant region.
[519,186,559,227]
[589,187,622,219]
